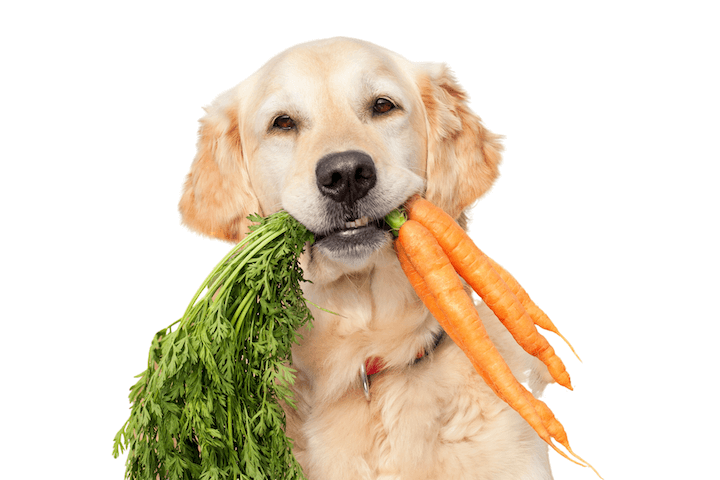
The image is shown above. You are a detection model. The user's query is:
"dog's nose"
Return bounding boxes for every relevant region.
[315,151,377,204]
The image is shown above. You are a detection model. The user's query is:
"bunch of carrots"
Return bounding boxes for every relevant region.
[390,195,600,478]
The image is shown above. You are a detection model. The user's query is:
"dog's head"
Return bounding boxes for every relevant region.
[179,37,502,270]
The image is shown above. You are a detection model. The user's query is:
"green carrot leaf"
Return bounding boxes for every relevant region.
[114,210,313,480]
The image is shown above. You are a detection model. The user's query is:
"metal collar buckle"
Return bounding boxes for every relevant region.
[360,362,371,401]
[359,329,446,402]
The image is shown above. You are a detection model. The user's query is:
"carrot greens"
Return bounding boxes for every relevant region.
[113,211,313,480]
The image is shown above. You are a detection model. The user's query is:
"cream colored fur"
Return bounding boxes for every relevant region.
[180,37,555,480]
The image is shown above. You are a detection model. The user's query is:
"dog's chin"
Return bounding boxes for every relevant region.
[313,224,391,268]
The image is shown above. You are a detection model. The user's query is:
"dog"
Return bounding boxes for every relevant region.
[179,37,555,480]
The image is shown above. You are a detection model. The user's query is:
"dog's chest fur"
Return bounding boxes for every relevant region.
[283,248,553,480]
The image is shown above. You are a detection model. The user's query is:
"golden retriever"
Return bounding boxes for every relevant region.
[179,37,555,480]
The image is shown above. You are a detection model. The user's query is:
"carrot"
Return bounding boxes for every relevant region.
[395,241,461,343]
[404,195,573,390]
[392,199,600,477]
[487,257,581,362]
[396,220,587,468]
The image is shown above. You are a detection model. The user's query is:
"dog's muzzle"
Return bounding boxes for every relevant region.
[311,150,391,261]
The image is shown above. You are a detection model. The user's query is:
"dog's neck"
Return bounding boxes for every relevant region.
[294,244,439,405]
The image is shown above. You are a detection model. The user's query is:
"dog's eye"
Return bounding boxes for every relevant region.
[273,115,296,130]
[373,98,396,115]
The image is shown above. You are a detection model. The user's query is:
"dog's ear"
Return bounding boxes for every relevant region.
[417,63,504,219]
[179,88,261,242]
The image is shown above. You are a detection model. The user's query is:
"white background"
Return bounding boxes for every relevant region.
[2,1,718,478]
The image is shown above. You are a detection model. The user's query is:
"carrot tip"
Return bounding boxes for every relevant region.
[565,445,603,479]
[547,441,586,467]
[555,331,583,363]
[556,376,573,391]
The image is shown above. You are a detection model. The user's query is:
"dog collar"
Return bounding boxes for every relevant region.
[360,329,446,400]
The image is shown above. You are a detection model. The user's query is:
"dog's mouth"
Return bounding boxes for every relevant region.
[313,215,389,242]
[315,216,390,245]
[311,213,394,262]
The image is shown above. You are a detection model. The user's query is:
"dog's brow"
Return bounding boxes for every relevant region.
[362,75,407,105]
[255,96,308,129]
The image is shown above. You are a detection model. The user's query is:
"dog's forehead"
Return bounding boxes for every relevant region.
[256,39,415,101]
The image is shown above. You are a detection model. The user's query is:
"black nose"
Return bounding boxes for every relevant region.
[315,151,377,204]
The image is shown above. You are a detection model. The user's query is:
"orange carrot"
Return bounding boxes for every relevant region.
[397,220,585,467]
[393,199,600,476]
[405,196,572,390]
[487,257,581,362]
[395,241,461,343]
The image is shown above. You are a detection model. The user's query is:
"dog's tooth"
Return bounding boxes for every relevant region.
[344,217,369,229]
